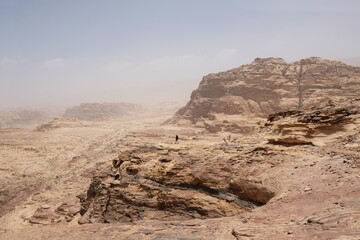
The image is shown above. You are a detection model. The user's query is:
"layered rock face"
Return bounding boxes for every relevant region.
[169,57,360,132]
[77,144,276,224]
[63,102,143,121]
[266,99,360,146]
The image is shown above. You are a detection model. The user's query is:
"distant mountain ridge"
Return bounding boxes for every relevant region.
[63,102,143,121]
[0,108,64,128]
[168,57,360,132]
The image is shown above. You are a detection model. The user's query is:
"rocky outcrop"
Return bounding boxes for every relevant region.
[266,99,360,146]
[76,100,360,231]
[169,57,360,132]
[63,102,143,121]
[78,144,276,224]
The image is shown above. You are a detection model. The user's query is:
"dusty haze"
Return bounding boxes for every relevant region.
[1,0,360,109]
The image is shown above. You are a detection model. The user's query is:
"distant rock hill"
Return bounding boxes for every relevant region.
[0,108,64,128]
[63,102,143,121]
[168,57,360,132]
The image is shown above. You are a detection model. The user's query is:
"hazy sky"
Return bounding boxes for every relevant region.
[1,0,360,109]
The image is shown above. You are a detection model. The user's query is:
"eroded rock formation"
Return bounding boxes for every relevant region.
[77,144,276,224]
[169,57,360,132]
[266,100,360,146]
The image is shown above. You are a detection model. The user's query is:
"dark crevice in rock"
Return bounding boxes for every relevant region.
[102,190,111,223]
[161,181,261,208]
[267,139,314,146]
[147,177,263,208]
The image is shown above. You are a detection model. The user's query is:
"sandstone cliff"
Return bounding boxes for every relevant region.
[169,57,360,132]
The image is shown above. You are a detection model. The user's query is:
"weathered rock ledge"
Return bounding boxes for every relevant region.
[266,100,360,146]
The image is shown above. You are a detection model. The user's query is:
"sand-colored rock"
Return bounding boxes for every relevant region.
[1,60,360,239]
[77,145,271,224]
[266,100,360,146]
[169,57,360,132]
[1,101,360,239]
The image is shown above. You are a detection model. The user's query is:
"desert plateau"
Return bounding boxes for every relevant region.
[1,1,360,239]
[0,57,360,239]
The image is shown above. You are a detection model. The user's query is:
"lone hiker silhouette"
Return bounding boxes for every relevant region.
[175,135,179,144]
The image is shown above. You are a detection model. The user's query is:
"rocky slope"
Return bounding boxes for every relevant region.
[72,101,360,229]
[63,102,143,121]
[169,57,360,132]
[1,100,360,239]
